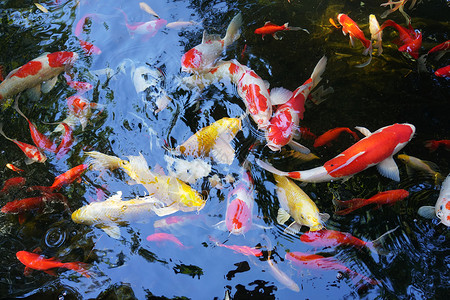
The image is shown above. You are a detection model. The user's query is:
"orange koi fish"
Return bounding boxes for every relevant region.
[254,21,308,40]
[30,163,89,192]
[334,189,409,215]
[378,20,422,59]
[6,163,24,173]
[16,250,90,277]
[0,123,47,164]
[209,236,262,257]
[424,139,450,152]
[313,127,359,148]
[434,65,450,78]
[337,14,372,56]
[258,123,415,182]
[146,233,187,248]
[0,177,26,195]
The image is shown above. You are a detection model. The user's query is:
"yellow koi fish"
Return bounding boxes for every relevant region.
[85,151,206,212]
[397,154,443,184]
[168,117,242,165]
[274,174,329,233]
[72,191,174,239]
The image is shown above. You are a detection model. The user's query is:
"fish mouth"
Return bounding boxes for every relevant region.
[267,141,281,152]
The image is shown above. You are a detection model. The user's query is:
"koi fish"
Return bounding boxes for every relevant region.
[266,56,327,151]
[397,154,443,184]
[257,123,416,182]
[6,163,24,173]
[86,151,206,213]
[274,174,329,234]
[0,177,26,195]
[254,22,308,40]
[0,123,47,164]
[334,189,409,215]
[300,227,398,254]
[418,174,450,227]
[54,95,100,132]
[427,40,449,60]
[13,99,57,153]
[54,122,73,159]
[139,2,160,19]
[168,117,242,165]
[424,139,450,152]
[209,236,262,257]
[435,65,450,78]
[166,20,199,29]
[313,127,359,148]
[337,14,372,56]
[78,39,102,55]
[16,250,90,277]
[63,74,93,93]
[153,214,203,231]
[164,156,211,184]
[369,15,383,56]
[146,232,187,248]
[72,191,169,239]
[118,8,167,39]
[181,13,242,73]
[0,51,78,101]
[378,20,422,59]
[285,251,378,285]
[30,164,90,192]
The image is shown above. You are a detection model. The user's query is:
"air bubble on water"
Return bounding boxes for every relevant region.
[44,227,67,248]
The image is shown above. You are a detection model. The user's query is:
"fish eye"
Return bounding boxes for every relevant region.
[437,211,443,218]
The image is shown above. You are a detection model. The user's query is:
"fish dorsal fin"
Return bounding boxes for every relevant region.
[105,191,123,203]
[101,225,121,239]
[213,220,227,231]
[417,206,435,219]
[277,208,291,225]
[152,205,179,217]
[41,76,58,94]
[264,21,277,26]
[269,87,293,105]
[212,136,236,165]
[25,85,41,101]
[288,140,311,154]
[319,212,330,223]
[377,156,400,181]
[263,80,270,90]
[5,67,21,80]
[355,126,372,137]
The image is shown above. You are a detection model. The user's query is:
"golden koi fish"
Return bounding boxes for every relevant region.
[168,117,242,165]
[397,154,443,184]
[86,151,206,212]
[72,191,174,239]
[274,174,329,233]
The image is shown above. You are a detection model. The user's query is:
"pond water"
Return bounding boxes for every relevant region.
[0,0,449,299]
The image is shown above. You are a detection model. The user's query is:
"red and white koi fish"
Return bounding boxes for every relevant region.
[209,236,263,257]
[266,56,327,151]
[16,250,91,277]
[63,74,93,93]
[427,40,449,61]
[313,127,359,148]
[0,123,47,164]
[337,14,372,56]
[55,95,100,131]
[13,99,57,153]
[434,65,450,78]
[181,13,242,73]
[6,163,24,173]
[300,227,398,254]
[79,39,102,55]
[378,20,422,59]
[334,189,409,215]
[285,251,378,285]
[146,232,187,248]
[257,123,415,182]
[29,163,89,192]
[0,51,78,101]
[54,122,73,159]
[418,174,450,227]
[118,8,167,39]
[0,177,26,195]
[254,21,308,40]
[424,139,450,152]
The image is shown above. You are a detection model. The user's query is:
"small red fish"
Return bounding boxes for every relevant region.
[0,177,26,195]
[298,127,317,140]
[78,39,102,56]
[334,189,409,215]
[209,236,262,257]
[63,74,93,93]
[146,232,186,248]
[428,40,450,54]
[424,140,450,152]
[55,122,74,159]
[337,14,372,55]
[6,163,24,173]
[16,250,90,277]
[313,127,359,147]
[378,20,422,59]
[30,163,89,192]
[434,65,450,78]
[254,22,306,40]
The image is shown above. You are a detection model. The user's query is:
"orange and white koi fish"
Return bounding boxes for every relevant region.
[0,177,26,195]
[146,232,187,248]
[6,163,24,173]
[13,99,57,153]
[334,189,409,215]
[181,13,242,73]
[424,139,450,152]
[428,40,449,61]
[378,20,422,59]
[434,65,450,78]
[63,74,93,93]
[285,251,379,285]
[369,14,383,56]
[313,127,359,148]
[266,56,327,151]
[0,51,78,101]
[257,123,415,182]
[337,14,372,56]
[209,236,263,257]
[418,174,450,227]
[16,250,90,277]
[118,8,167,39]
[30,163,90,192]
[0,123,47,164]
[254,21,308,40]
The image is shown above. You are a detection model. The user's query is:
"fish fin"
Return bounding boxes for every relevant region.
[153,205,179,217]
[152,163,166,176]
[273,32,281,40]
[212,138,235,165]
[203,32,221,43]
[417,206,435,219]
[252,223,273,230]
[284,222,302,235]
[367,226,399,255]
[263,80,270,90]
[23,267,33,276]
[18,213,27,224]
[223,13,242,47]
[309,85,334,105]
[355,52,372,68]
[288,140,311,154]
[354,126,371,137]
[105,191,123,203]
[25,85,41,101]
[256,159,290,177]
[100,225,121,239]
[44,269,58,276]
[319,212,330,223]
[213,220,227,231]
[41,76,58,94]
[310,56,327,89]
[269,87,293,105]
[377,156,400,181]
[277,208,291,225]
[349,36,356,47]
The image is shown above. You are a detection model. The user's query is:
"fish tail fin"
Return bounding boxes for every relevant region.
[424,140,438,152]
[64,262,92,278]
[366,226,399,255]
[0,123,11,141]
[286,26,310,34]
[356,51,372,68]
[27,185,52,193]
[348,129,360,141]
[333,198,366,215]
[85,151,123,171]
[223,12,243,47]
[310,56,327,90]
[255,159,291,177]
[13,97,29,121]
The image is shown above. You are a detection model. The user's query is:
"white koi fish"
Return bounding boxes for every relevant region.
[418,174,450,227]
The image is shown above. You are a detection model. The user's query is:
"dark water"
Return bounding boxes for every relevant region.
[0,0,449,299]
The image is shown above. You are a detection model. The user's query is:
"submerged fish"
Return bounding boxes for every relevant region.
[378,20,422,59]
[418,174,450,227]
[313,127,359,148]
[146,232,187,248]
[209,236,262,257]
[254,21,308,40]
[397,154,443,184]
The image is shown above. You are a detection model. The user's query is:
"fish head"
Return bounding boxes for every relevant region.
[181,47,203,72]
[436,197,450,227]
[265,109,295,150]
[397,154,409,163]
[47,51,78,68]
[16,251,32,264]
[178,184,206,211]
[1,201,19,213]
